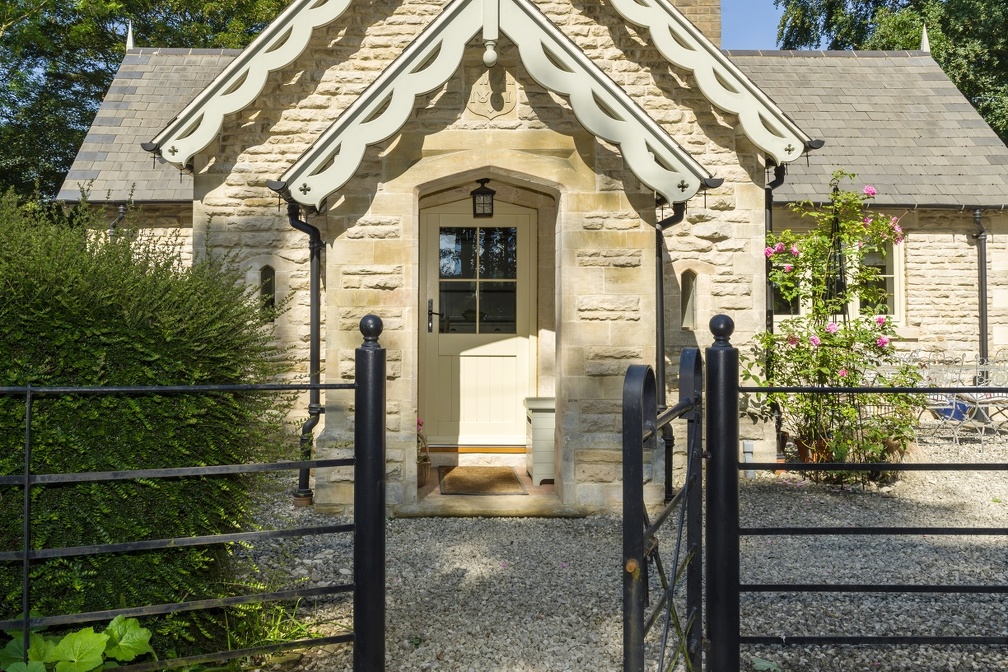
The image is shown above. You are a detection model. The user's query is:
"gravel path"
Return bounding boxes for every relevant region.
[251,426,1008,671]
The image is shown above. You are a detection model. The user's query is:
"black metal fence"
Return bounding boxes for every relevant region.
[622,348,704,672]
[703,314,1008,672]
[0,315,387,672]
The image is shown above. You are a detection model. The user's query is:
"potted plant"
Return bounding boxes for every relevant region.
[416,417,431,487]
[743,171,923,480]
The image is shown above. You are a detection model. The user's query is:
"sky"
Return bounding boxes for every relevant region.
[721,0,785,50]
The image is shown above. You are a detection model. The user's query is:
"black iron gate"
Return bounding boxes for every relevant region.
[622,348,703,672]
[0,316,387,672]
[702,313,1008,672]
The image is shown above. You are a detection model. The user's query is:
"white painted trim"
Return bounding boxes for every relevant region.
[607,0,817,165]
[500,0,718,204]
[146,0,352,169]
[276,0,483,211]
[275,0,719,209]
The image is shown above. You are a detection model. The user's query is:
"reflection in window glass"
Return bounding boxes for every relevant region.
[260,265,276,316]
[479,281,517,332]
[438,225,519,334]
[440,282,477,333]
[479,227,517,279]
[439,228,477,279]
[860,249,895,315]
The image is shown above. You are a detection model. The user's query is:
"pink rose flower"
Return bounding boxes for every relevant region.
[787,335,799,346]
[790,245,799,256]
[764,246,774,258]
[774,242,785,253]
[825,322,839,334]
[877,336,890,348]
[810,335,821,347]
[838,368,848,378]
[784,264,793,272]
[875,315,886,326]
[863,185,877,197]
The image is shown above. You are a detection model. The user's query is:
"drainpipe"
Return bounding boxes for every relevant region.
[286,202,323,506]
[109,204,126,239]
[765,164,787,465]
[655,199,685,503]
[974,208,989,363]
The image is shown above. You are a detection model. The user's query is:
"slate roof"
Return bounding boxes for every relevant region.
[61,48,1008,210]
[58,48,240,204]
[729,50,1008,209]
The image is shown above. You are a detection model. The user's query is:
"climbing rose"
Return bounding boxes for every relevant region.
[810,335,821,347]
[877,336,890,348]
[787,334,799,346]
[825,322,839,334]
[838,368,848,378]
[764,246,774,258]
[790,245,799,256]
[784,264,793,272]
[774,241,786,253]
[876,315,886,326]
[863,185,877,196]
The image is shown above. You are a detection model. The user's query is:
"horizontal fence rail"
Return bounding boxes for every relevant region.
[0,316,387,672]
[705,314,1008,672]
[623,348,703,672]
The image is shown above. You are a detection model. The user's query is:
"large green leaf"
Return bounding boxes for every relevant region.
[51,629,107,672]
[101,616,153,663]
[0,635,25,669]
[5,660,47,672]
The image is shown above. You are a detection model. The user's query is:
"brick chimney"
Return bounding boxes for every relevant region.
[676,0,721,47]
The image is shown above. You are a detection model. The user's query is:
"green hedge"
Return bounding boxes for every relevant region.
[0,192,296,650]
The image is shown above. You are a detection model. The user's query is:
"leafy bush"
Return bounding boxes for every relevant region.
[0,616,155,672]
[0,191,296,650]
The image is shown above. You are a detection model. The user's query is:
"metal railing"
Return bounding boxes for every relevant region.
[622,348,703,672]
[704,314,1008,672]
[0,315,387,672]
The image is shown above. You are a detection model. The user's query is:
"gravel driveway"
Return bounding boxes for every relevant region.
[255,426,1008,671]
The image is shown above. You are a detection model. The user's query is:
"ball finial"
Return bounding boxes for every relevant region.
[709,314,735,345]
[359,314,384,342]
[483,41,498,68]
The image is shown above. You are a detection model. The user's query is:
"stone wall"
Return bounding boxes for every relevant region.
[188,0,764,510]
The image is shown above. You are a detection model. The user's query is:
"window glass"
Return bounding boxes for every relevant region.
[438,225,518,334]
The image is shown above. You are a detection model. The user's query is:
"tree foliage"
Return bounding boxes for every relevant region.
[0,1,287,199]
[774,0,1008,141]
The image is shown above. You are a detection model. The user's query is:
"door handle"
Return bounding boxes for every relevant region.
[427,298,442,333]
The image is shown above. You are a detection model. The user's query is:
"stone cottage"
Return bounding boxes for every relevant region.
[59,0,1008,513]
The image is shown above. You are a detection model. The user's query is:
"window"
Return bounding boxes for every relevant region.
[680,270,697,330]
[438,226,517,333]
[260,265,276,315]
[771,240,903,323]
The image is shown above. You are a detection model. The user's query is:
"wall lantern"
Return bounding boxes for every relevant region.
[471,178,495,218]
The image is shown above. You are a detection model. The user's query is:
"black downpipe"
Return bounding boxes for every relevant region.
[656,201,686,503]
[287,202,323,505]
[765,165,787,465]
[975,209,989,364]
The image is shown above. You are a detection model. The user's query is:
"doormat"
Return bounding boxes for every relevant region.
[438,466,528,496]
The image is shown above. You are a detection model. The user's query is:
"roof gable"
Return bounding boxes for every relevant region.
[269,0,722,209]
[142,0,352,170]
[142,0,819,208]
[608,0,818,165]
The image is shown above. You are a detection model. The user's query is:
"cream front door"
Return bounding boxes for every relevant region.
[420,201,536,446]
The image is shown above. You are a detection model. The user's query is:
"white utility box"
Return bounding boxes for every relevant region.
[524,397,555,486]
